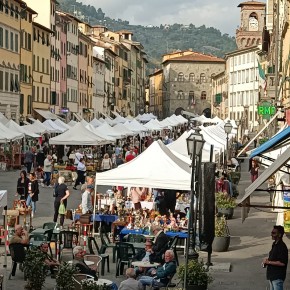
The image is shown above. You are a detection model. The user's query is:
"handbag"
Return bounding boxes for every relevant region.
[79,213,91,224]
[58,203,66,215]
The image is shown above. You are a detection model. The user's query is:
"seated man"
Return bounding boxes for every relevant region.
[9,225,29,245]
[72,246,97,279]
[138,250,176,290]
[39,242,60,278]
[151,226,169,263]
[119,268,142,290]
[133,240,157,275]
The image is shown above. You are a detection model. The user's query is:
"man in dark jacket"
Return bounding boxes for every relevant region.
[151,226,169,263]
[138,250,176,289]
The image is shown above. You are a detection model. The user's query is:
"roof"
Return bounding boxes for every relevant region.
[162,52,225,64]
[116,29,134,35]
[149,69,163,77]
[32,22,54,34]
[238,1,266,7]
[225,45,259,57]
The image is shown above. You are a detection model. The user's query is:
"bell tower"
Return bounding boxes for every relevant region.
[236,1,266,49]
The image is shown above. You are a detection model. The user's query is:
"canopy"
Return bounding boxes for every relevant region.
[90,118,103,128]
[23,120,50,134]
[113,123,136,136]
[0,112,9,125]
[34,109,58,120]
[250,126,290,158]
[85,123,115,142]
[0,122,24,143]
[124,120,148,133]
[5,120,40,138]
[144,119,164,131]
[49,122,107,145]
[54,119,70,131]
[96,122,125,139]
[95,140,191,190]
[67,120,78,127]
[112,115,127,125]
[43,120,65,133]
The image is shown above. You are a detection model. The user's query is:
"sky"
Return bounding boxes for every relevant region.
[79,0,248,35]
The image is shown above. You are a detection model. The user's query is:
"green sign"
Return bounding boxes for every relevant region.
[257,102,276,120]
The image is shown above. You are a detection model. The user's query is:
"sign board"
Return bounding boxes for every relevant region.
[283,186,290,233]
[257,102,276,120]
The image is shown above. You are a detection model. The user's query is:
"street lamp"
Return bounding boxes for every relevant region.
[235,119,241,142]
[224,120,233,167]
[19,115,24,126]
[184,128,205,286]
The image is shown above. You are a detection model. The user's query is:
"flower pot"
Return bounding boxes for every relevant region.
[212,236,230,252]
[217,207,234,219]
[186,285,207,290]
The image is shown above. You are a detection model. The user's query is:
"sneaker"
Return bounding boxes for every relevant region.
[48,185,52,188]
[41,183,45,187]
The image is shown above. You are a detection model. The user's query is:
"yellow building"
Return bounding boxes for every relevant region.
[32,22,52,116]
[0,0,23,121]
[20,5,37,119]
[149,69,163,118]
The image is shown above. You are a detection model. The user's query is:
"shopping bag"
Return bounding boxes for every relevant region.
[58,203,66,215]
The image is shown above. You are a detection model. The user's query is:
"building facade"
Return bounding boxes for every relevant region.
[149,69,163,118]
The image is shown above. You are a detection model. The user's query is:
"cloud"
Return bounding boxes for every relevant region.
[80,0,241,35]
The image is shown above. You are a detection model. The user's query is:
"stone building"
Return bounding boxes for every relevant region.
[161,50,225,118]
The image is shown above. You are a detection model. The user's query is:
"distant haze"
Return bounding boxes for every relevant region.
[80,0,246,35]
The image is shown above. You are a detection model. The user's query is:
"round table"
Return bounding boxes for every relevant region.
[131,261,160,268]
[84,261,94,266]
[88,278,113,286]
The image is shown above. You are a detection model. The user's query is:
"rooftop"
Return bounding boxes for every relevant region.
[238,1,266,7]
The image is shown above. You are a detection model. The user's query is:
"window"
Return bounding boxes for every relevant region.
[42,87,44,102]
[33,54,35,70]
[15,34,18,52]
[37,56,39,71]
[201,91,207,100]
[5,72,8,91]
[0,70,3,90]
[0,0,3,12]
[27,33,31,50]
[10,32,13,51]
[177,72,184,82]
[10,3,14,17]
[42,58,44,73]
[200,73,206,83]
[46,59,49,74]
[5,0,8,14]
[15,6,18,19]
[177,90,184,99]
[189,73,195,82]
[5,29,8,49]
[0,28,3,47]
[188,91,195,106]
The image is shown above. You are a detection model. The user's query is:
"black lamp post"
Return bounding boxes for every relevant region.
[19,115,24,126]
[184,128,205,286]
[224,120,233,167]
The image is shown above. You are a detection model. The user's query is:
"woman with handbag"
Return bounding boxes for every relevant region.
[53,176,70,227]
[16,170,30,200]
[26,172,39,218]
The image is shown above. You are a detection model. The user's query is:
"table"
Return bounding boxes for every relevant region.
[74,214,119,224]
[88,278,113,286]
[143,234,155,239]
[131,261,159,268]
[120,228,188,239]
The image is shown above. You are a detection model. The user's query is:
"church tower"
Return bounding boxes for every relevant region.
[236,1,266,49]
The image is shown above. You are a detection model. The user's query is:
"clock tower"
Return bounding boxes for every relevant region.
[236,1,266,49]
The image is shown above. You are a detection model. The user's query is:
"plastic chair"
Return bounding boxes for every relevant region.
[100,231,116,263]
[126,234,146,243]
[59,230,79,260]
[42,222,58,230]
[167,235,179,266]
[87,237,110,276]
[84,255,102,276]
[115,242,135,277]
[8,243,26,279]
[150,273,177,290]
[73,273,95,290]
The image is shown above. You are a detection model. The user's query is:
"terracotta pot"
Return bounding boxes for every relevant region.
[212,236,230,252]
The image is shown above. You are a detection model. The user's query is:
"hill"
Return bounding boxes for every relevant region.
[57,0,237,73]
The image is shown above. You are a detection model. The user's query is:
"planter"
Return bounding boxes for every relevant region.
[186,285,207,290]
[212,236,230,252]
[217,207,234,219]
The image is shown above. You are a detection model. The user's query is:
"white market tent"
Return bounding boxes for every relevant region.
[90,118,103,128]
[144,119,164,131]
[124,120,149,134]
[95,140,191,190]
[113,123,136,136]
[112,115,127,125]
[49,122,108,145]
[105,117,114,126]
[126,115,134,120]
[0,122,24,143]
[97,122,125,139]
[85,123,116,142]
[0,112,9,125]
[43,120,65,133]
[67,120,78,127]
[23,120,50,134]
[5,120,40,138]
[176,114,188,124]
[54,119,71,131]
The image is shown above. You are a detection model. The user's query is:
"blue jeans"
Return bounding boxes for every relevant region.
[43,172,51,186]
[138,276,166,290]
[269,279,284,290]
[26,195,36,213]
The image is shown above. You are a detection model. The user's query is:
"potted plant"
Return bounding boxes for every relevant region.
[23,248,47,290]
[229,171,241,185]
[177,260,213,290]
[216,192,236,219]
[55,262,76,290]
[81,279,111,290]
[212,215,230,252]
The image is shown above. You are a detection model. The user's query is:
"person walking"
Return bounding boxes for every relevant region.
[73,158,86,190]
[53,176,70,227]
[24,148,35,174]
[250,159,259,183]
[262,225,288,290]
[43,155,53,187]
[101,153,112,171]
[26,172,39,218]
[16,170,29,200]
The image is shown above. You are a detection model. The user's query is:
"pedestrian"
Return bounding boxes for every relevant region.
[81,184,94,214]
[26,172,39,218]
[73,158,86,190]
[250,159,259,183]
[43,155,53,187]
[119,268,142,290]
[24,148,35,174]
[101,153,112,171]
[16,170,29,200]
[262,225,288,290]
[35,146,45,167]
[53,176,70,227]
[74,149,83,166]
[116,154,124,167]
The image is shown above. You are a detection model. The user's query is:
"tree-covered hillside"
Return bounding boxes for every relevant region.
[58,0,237,73]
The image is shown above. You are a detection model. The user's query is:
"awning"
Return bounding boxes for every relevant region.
[73,112,82,121]
[238,146,290,205]
[250,126,290,158]
[34,109,58,120]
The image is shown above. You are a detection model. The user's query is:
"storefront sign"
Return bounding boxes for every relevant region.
[257,102,276,120]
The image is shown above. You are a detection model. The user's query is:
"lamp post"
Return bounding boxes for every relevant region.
[224,120,233,167]
[184,128,205,287]
[235,120,241,155]
[19,115,24,126]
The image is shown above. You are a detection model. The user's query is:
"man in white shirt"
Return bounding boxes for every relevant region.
[73,158,86,190]
[43,155,53,187]
[81,184,93,214]
[74,149,83,166]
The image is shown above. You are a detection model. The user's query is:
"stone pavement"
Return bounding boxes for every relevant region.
[0,160,289,289]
